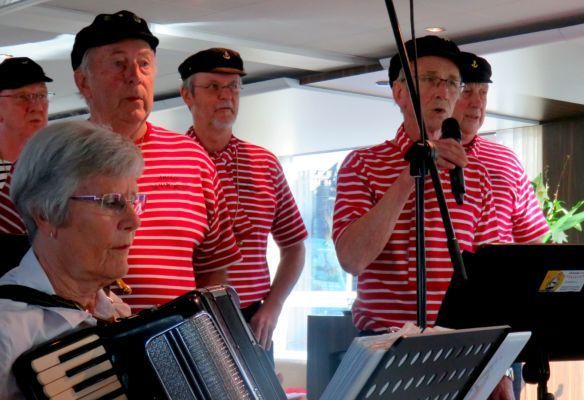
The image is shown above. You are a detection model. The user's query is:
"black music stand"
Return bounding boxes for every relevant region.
[354,326,509,400]
[436,244,584,400]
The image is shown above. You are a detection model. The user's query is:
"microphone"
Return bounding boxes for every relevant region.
[441,117,465,205]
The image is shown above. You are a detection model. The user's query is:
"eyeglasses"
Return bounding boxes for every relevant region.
[0,92,55,104]
[192,82,242,94]
[70,193,147,216]
[418,75,463,92]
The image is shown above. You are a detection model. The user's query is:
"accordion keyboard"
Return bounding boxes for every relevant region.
[28,334,126,400]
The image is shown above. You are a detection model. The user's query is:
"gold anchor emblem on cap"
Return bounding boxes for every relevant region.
[470,60,479,69]
[223,51,231,60]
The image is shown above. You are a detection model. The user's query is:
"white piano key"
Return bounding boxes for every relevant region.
[43,360,113,398]
[37,345,106,385]
[32,335,100,372]
[51,375,122,400]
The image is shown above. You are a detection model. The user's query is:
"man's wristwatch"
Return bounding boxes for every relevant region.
[504,367,515,381]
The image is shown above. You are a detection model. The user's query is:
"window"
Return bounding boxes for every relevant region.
[269,149,356,360]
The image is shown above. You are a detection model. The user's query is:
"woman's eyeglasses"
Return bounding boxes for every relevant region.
[70,193,147,216]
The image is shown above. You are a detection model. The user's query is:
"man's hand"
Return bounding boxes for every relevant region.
[487,377,515,400]
[429,138,468,170]
[250,300,282,349]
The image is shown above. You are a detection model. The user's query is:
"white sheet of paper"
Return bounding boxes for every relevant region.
[463,331,531,400]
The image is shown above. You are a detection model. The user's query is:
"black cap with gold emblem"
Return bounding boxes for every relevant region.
[71,10,159,70]
[459,52,492,84]
[178,47,246,80]
[388,35,462,87]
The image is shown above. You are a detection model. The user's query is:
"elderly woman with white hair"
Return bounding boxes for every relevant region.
[0,120,145,399]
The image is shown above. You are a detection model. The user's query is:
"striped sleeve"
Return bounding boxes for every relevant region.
[510,164,550,243]
[0,168,26,234]
[332,150,378,244]
[270,158,308,248]
[194,157,243,272]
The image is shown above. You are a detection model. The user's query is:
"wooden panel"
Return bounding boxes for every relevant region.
[521,361,584,400]
[542,116,584,244]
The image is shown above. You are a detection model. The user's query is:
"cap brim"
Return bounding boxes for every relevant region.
[211,67,247,76]
[0,76,53,90]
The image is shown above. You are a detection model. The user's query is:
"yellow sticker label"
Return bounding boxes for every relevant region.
[539,271,565,292]
[539,270,584,293]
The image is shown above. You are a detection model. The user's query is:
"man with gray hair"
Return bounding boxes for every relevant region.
[452,51,550,400]
[178,48,307,352]
[0,57,52,189]
[0,10,242,312]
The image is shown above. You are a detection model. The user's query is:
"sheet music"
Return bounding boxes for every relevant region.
[319,323,421,400]
[463,331,531,400]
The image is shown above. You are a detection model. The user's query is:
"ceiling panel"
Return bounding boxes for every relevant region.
[0,0,583,121]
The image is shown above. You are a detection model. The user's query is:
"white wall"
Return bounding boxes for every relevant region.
[149,78,404,156]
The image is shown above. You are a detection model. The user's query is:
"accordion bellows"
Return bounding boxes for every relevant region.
[13,286,286,400]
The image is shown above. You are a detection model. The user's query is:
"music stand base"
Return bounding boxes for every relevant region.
[523,354,554,400]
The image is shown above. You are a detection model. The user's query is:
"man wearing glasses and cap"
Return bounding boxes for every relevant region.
[452,52,550,400]
[0,57,52,189]
[178,48,307,353]
[332,35,499,334]
[0,11,242,312]
[453,52,549,244]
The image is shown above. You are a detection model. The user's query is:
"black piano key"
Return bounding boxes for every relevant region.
[73,368,117,392]
[66,353,110,377]
[59,338,103,363]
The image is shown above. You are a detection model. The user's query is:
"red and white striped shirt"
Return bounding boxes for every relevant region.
[332,126,500,331]
[0,164,22,233]
[187,129,308,308]
[0,159,10,191]
[465,135,549,243]
[0,123,242,312]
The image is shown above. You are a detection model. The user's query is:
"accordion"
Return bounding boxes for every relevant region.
[13,286,287,400]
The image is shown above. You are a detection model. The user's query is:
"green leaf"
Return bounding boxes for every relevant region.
[531,168,584,244]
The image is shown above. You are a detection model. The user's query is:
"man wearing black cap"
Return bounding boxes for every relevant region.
[453,52,549,244]
[453,52,549,400]
[178,48,307,352]
[0,57,52,189]
[0,11,242,311]
[332,36,499,333]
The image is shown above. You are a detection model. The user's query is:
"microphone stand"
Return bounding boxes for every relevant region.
[383,0,467,329]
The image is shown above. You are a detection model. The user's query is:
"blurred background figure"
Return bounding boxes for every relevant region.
[0,56,52,189]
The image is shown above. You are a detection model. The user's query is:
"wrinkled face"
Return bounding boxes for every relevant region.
[393,56,461,138]
[452,82,489,143]
[181,72,241,132]
[74,39,156,136]
[0,82,49,148]
[54,174,140,285]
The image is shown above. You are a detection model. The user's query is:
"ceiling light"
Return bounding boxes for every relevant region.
[375,80,390,87]
[425,27,445,33]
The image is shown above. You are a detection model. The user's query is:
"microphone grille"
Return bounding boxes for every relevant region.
[441,117,461,141]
